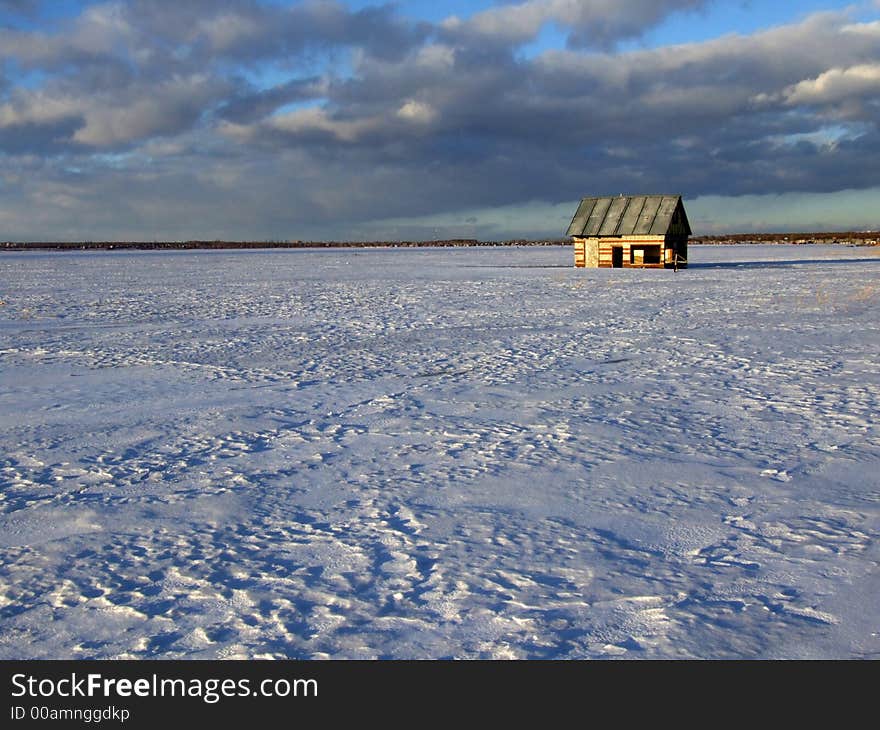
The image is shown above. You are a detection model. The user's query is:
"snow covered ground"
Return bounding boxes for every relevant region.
[0,243,877,659]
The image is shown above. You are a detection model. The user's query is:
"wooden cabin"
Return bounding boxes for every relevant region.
[566,194,691,268]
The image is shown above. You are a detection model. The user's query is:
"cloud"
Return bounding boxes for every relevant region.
[0,3,135,68]
[0,74,229,151]
[0,90,83,153]
[396,100,437,124]
[439,0,707,49]
[0,90,79,128]
[779,63,880,112]
[119,0,428,63]
[217,77,328,124]
[1,0,427,71]
[225,95,439,148]
[72,74,230,146]
[1,3,880,240]
[265,106,385,144]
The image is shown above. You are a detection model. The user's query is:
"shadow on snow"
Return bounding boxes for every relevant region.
[689,257,880,270]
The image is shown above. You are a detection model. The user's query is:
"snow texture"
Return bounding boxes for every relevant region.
[0,244,878,659]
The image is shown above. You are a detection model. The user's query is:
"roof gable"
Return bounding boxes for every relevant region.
[566,195,691,237]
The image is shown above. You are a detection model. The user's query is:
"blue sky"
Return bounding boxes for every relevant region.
[1,1,879,240]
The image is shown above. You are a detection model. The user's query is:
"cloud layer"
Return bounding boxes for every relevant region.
[1,0,879,240]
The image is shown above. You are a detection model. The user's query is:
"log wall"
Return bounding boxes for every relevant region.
[573,235,687,269]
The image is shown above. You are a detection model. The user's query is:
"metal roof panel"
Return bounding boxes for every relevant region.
[598,196,630,236]
[565,198,596,237]
[633,196,663,234]
[616,195,646,235]
[650,196,680,235]
[582,197,613,236]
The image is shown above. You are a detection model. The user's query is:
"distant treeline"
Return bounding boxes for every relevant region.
[690,231,879,245]
[0,239,566,251]
[1,232,878,251]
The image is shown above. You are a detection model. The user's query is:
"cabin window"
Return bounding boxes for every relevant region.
[630,245,661,265]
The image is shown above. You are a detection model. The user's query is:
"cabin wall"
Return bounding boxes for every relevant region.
[668,205,690,237]
[596,236,666,268]
[665,235,688,268]
[573,235,688,268]
[573,237,599,267]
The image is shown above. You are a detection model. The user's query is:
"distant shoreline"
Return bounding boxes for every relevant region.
[2,232,878,251]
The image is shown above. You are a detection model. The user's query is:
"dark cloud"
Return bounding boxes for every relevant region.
[227,11,879,202]
[437,0,708,50]
[103,0,429,65]
[0,1,427,73]
[0,2,879,239]
[0,116,82,154]
[217,77,327,124]
[0,73,231,152]
[565,0,707,48]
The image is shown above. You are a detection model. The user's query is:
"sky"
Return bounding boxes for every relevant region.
[1,0,879,241]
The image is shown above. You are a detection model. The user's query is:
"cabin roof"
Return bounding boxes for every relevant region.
[566,195,691,237]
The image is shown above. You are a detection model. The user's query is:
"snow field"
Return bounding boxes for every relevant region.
[0,244,878,658]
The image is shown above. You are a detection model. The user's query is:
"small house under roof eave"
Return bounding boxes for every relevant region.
[566,194,691,269]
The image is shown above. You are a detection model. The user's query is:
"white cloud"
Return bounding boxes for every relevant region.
[396,100,437,124]
[267,107,383,143]
[0,92,79,129]
[782,64,880,106]
[0,74,224,148]
[841,19,880,36]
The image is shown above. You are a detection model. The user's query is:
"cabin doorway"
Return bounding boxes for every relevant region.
[611,246,623,268]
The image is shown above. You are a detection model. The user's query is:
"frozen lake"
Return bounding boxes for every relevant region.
[1,244,878,658]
